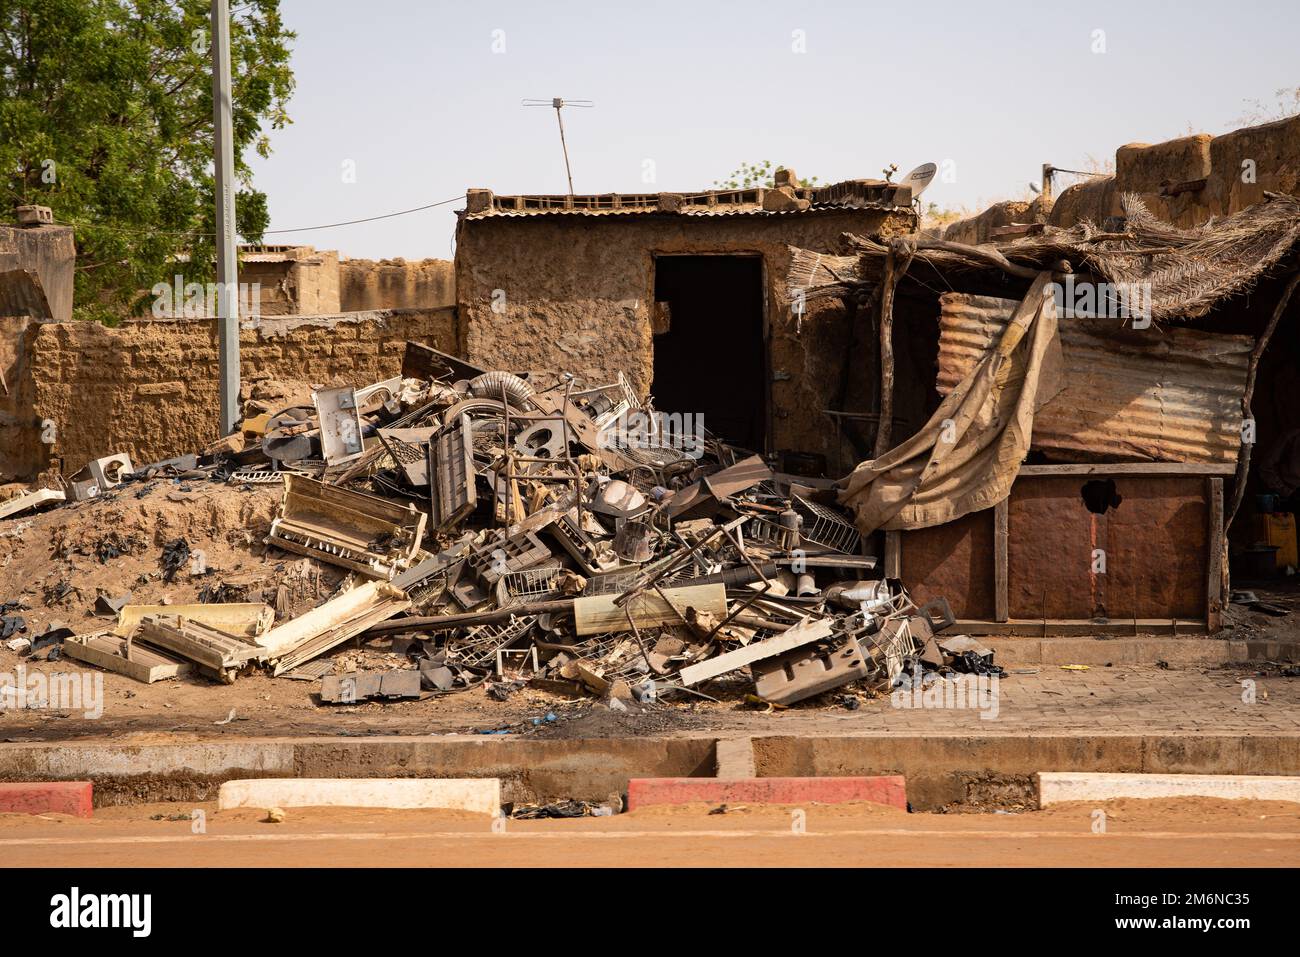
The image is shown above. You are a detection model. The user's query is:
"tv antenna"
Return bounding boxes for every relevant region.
[522,97,594,195]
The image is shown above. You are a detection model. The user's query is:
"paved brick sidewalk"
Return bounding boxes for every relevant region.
[713,665,1300,736]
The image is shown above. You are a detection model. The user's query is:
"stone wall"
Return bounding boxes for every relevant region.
[340,258,455,312]
[455,208,915,464]
[2,307,458,482]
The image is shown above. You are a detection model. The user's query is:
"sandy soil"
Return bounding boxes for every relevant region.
[1,798,1297,867]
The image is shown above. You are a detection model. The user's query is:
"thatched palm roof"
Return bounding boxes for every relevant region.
[788,192,1300,321]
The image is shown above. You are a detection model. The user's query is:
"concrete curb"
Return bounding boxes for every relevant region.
[627,775,907,811]
[0,781,93,817]
[985,637,1300,667]
[1038,771,1300,805]
[218,777,502,814]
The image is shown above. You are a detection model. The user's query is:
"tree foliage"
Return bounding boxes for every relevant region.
[0,0,294,321]
[713,160,818,190]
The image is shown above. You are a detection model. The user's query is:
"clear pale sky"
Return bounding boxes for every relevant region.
[245,0,1299,260]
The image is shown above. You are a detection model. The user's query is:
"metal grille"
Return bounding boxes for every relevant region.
[498,561,564,607]
[792,494,860,554]
[449,615,537,667]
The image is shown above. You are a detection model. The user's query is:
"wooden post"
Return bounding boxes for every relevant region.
[994,498,1009,623]
[1226,272,1299,531]
[873,240,915,458]
[1207,476,1224,632]
[883,529,901,579]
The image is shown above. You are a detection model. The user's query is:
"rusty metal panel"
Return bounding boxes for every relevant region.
[937,293,1250,464]
[899,473,1210,623]
[1006,475,1208,620]
[899,510,995,621]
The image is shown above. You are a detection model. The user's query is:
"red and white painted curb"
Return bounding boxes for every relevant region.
[0,781,93,818]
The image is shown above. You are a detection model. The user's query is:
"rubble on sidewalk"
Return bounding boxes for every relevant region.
[1,341,1007,709]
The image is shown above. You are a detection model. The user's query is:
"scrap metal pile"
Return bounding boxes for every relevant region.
[14,342,985,708]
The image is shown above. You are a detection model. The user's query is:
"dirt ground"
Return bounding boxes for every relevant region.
[3,479,1300,742]
[1,797,1297,867]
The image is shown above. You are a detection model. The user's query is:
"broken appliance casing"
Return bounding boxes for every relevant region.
[268,474,427,579]
[313,386,366,464]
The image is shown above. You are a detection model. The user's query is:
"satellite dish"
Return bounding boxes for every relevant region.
[901,162,937,199]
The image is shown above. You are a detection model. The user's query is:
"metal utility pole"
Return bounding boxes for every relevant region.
[212,0,240,435]
[522,98,594,196]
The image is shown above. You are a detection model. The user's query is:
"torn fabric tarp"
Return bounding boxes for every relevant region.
[837,272,1063,533]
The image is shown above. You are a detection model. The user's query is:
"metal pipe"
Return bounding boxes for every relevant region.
[211,0,240,436]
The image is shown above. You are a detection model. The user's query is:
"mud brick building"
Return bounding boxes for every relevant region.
[453,176,916,463]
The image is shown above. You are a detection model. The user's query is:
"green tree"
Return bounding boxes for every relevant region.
[0,0,294,322]
[713,160,818,190]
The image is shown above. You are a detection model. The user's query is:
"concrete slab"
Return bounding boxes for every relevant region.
[714,738,756,778]
[217,777,501,814]
[985,637,1300,666]
[627,775,907,811]
[1038,771,1300,805]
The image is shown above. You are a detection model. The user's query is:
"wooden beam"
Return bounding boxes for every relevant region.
[1227,272,1300,531]
[1207,476,1224,633]
[883,529,901,579]
[1160,178,1207,197]
[953,618,1211,637]
[994,498,1009,623]
[1018,463,1236,477]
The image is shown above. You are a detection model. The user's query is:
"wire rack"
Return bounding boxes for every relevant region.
[449,615,539,668]
[792,494,861,554]
[497,561,565,607]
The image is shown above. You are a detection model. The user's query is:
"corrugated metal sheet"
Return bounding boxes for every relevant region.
[937,293,1251,464]
[463,202,896,220]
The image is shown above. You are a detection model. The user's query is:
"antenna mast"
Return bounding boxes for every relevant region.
[522,97,594,195]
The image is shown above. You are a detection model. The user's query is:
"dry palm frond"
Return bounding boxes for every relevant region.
[788,192,1300,321]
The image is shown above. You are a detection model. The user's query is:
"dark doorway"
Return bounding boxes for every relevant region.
[652,255,766,451]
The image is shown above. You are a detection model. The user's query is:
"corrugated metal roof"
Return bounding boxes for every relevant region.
[938,293,1251,464]
[465,202,896,220]
[462,180,912,219]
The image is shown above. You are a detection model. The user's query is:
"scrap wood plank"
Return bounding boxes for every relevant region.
[572,583,726,638]
[62,632,192,684]
[678,616,835,687]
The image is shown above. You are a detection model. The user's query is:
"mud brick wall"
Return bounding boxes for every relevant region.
[340,258,455,312]
[1050,115,1300,229]
[5,307,458,481]
[455,208,915,464]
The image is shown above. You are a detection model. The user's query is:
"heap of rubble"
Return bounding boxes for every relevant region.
[3,342,996,708]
